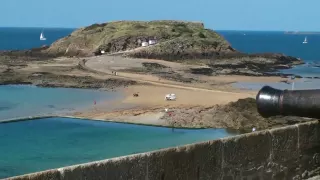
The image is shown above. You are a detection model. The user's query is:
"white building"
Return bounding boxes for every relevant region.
[141,41,149,47]
[148,39,157,45]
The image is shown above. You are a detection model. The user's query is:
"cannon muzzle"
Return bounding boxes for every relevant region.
[256,86,320,119]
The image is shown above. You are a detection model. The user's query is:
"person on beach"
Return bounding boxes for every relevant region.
[168,111,175,132]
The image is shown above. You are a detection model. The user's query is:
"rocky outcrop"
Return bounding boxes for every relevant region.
[161,98,316,131]
[44,20,234,57]
[205,53,304,76]
[0,46,54,63]
[41,20,303,74]
[0,71,137,90]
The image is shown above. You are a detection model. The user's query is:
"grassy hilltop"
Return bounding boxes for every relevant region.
[45,20,236,57]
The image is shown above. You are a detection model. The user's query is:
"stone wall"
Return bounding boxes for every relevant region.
[7,121,320,180]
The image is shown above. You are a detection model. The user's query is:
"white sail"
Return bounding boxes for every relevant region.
[303,36,307,44]
[40,30,46,41]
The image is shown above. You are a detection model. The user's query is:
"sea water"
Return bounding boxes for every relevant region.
[0,85,121,120]
[233,78,320,91]
[217,31,320,90]
[0,117,238,178]
[0,27,74,50]
[218,30,320,78]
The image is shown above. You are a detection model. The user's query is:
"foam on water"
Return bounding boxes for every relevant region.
[0,85,121,120]
[0,117,238,178]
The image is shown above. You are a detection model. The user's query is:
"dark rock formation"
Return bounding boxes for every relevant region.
[161,98,317,131]
[0,71,137,90]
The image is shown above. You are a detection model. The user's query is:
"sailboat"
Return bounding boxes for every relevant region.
[302,36,308,44]
[40,29,46,41]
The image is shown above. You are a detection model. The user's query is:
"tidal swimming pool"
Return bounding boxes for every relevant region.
[0,85,121,120]
[0,117,238,178]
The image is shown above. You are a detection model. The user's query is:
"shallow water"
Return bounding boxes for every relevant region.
[233,78,320,91]
[0,117,238,178]
[0,85,121,120]
[279,64,320,78]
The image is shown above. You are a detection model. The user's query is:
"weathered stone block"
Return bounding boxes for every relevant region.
[299,121,320,151]
[298,121,320,179]
[270,125,299,179]
[222,131,271,169]
[61,154,148,180]
[270,126,299,162]
[222,175,233,180]
[146,140,223,180]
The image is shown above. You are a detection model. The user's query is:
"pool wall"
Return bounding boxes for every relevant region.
[6,120,320,180]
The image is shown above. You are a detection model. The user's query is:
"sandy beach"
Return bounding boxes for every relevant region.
[1,52,308,130]
[73,83,254,125]
[71,70,287,129]
[69,55,287,128]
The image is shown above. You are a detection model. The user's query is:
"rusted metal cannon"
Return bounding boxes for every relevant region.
[256,86,320,119]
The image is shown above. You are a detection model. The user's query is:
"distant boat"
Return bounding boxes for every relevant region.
[40,30,47,41]
[302,36,308,44]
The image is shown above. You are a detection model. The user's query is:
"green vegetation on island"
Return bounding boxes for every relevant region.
[45,20,303,75]
[45,20,235,57]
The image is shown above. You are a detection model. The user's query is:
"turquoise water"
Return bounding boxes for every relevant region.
[0,117,237,178]
[0,85,121,120]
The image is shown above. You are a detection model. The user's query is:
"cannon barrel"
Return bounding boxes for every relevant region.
[256,86,320,118]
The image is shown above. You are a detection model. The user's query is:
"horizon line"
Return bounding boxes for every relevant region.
[0,26,320,33]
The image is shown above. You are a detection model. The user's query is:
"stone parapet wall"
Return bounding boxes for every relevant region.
[7,121,320,180]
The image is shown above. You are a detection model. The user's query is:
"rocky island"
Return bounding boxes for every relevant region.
[45,20,303,76]
[0,20,312,131]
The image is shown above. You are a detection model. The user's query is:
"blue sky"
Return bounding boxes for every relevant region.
[0,0,319,31]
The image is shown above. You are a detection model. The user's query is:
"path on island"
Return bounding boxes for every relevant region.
[80,56,255,96]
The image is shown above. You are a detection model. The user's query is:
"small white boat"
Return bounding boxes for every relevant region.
[40,30,46,41]
[302,36,308,44]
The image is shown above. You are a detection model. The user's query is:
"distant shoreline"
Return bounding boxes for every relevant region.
[284,31,320,35]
